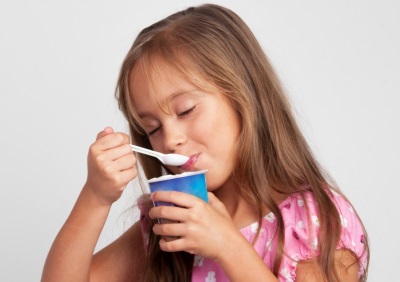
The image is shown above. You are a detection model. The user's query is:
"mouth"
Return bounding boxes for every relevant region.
[180,153,200,171]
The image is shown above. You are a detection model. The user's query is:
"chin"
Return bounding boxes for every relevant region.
[206,172,235,191]
[203,178,223,192]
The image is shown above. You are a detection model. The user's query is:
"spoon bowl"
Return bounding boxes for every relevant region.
[130,145,189,166]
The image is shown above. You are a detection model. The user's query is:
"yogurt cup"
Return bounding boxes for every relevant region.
[148,170,208,240]
[148,170,208,205]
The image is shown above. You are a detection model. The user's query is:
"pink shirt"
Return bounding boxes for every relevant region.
[139,190,367,281]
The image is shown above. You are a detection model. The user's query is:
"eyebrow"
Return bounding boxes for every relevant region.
[137,111,155,119]
[168,89,199,101]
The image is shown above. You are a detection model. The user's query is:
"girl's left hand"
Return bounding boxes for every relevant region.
[149,191,242,261]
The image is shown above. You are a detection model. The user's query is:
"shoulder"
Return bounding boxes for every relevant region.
[278,190,367,279]
[329,190,368,268]
[279,191,321,260]
[280,190,367,255]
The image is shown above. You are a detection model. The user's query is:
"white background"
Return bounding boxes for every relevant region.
[1,1,399,281]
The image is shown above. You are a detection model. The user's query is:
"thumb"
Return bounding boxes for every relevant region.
[208,192,223,207]
[96,126,114,140]
[207,192,230,216]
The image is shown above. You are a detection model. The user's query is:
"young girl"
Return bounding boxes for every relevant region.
[42,4,369,281]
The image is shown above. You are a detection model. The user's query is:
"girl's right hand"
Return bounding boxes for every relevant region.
[84,127,137,206]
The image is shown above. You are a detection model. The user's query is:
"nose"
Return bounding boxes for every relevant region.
[163,122,187,153]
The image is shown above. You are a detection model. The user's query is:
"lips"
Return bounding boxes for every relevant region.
[181,153,200,171]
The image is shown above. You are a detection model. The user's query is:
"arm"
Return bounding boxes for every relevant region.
[295,249,359,282]
[215,230,279,282]
[42,127,138,282]
[90,221,146,282]
[41,186,112,281]
[149,191,278,281]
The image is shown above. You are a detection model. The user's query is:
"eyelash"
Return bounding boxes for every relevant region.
[147,106,196,136]
[148,127,160,136]
[178,106,196,116]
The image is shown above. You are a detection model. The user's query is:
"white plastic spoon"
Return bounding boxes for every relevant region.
[130,144,189,166]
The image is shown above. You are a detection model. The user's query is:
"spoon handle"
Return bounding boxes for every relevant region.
[130,144,162,158]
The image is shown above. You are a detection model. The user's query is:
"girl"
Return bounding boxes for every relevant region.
[42,4,369,282]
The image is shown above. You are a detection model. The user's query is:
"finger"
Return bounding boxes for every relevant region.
[96,126,114,140]
[151,191,205,208]
[118,167,138,186]
[158,238,194,254]
[94,132,130,151]
[100,144,133,162]
[207,192,228,213]
[207,192,221,205]
[152,222,186,237]
[114,153,137,172]
[149,205,188,222]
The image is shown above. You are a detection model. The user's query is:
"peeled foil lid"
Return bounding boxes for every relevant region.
[148,170,208,183]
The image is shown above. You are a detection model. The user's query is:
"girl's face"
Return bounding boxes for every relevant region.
[129,62,241,191]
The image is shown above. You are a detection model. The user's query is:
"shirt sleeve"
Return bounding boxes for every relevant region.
[331,190,368,277]
[278,191,368,281]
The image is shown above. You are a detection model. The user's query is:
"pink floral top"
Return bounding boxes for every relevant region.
[138,190,367,281]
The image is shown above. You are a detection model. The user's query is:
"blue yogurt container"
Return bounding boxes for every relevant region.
[148,170,208,206]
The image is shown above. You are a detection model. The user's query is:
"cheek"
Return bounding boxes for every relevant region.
[207,114,239,167]
[148,138,162,152]
[213,114,240,151]
[187,113,217,142]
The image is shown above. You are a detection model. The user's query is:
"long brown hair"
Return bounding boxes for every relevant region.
[115,4,369,281]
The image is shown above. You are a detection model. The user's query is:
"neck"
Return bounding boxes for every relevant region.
[213,178,289,229]
[213,178,259,229]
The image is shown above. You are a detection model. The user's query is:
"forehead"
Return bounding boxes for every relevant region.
[130,59,176,93]
[128,56,211,108]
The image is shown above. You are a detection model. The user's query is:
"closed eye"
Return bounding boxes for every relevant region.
[148,126,161,136]
[147,106,196,136]
[178,106,196,116]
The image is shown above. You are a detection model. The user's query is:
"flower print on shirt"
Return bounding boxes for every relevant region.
[205,271,216,282]
[340,215,348,228]
[290,253,301,264]
[265,213,276,223]
[266,238,272,252]
[297,199,304,207]
[280,267,294,282]
[311,215,320,227]
[250,221,265,234]
[193,255,204,267]
[250,222,259,233]
[311,237,318,250]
